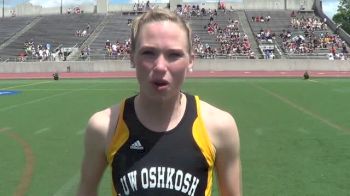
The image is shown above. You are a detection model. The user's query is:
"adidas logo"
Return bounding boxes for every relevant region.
[130,140,144,150]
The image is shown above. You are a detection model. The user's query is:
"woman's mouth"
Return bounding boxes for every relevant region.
[152,80,169,89]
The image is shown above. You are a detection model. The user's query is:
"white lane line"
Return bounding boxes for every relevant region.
[0,91,73,112]
[254,128,264,135]
[76,129,85,135]
[3,81,53,90]
[252,84,350,134]
[53,172,80,196]
[296,127,310,134]
[34,127,50,135]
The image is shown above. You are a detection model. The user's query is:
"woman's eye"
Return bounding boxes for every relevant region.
[142,51,154,56]
[169,53,182,59]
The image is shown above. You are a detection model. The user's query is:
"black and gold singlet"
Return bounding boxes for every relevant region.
[106,94,215,196]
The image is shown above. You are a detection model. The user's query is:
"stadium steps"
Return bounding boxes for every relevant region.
[238,10,260,58]
[246,10,294,59]
[0,14,105,59]
[189,15,220,50]
[0,16,42,50]
[67,15,109,61]
[89,13,134,60]
[0,16,35,45]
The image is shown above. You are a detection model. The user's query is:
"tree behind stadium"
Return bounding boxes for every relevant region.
[332,0,350,34]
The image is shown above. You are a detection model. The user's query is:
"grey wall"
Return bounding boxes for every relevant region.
[0,59,349,73]
[1,7,16,17]
[242,0,314,10]
[170,0,182,11]
[286,0,314,10]
[243,0,285,10]
[97,0,108,14]
[14,2,96,16]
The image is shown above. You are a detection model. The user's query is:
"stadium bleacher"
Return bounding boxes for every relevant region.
[0,16,35,45]
[0,13,104,61]
[88,13,134,60]
[0,4,348,62]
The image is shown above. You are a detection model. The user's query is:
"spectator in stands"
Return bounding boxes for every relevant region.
[105,40,111,49]
[146,0,150,10]
[249,51,255,59]
[18,51,27,62]
[46,43,51,51]
[201,7,206,15]
[81,29,87,37]
[75,29,81,37]
[86,23,91,33]
[291,10,296,17]
[328,53,334,60]
[330,44,337,56]
[127,18,133,26]
[74,7,81,14]
[341,41,348,54]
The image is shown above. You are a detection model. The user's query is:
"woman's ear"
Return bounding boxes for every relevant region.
[188,67,193,73]
[187,53,194,72]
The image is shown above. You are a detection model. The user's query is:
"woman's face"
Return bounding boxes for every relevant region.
[132,21,194,101]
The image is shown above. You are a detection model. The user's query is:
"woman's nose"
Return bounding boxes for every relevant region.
[153,54,167,71]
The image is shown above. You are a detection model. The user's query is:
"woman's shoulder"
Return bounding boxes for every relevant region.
[199,100,235,126]
[198,99,239,149]
[86,103,121,142]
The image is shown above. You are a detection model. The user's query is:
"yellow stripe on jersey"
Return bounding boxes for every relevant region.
[106,100,130,165]
[107,100,130,196]
[192,96,216,196]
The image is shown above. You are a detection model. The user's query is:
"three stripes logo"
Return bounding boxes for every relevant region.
[130,140,144,150]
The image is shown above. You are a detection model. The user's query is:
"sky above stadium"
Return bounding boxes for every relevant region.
[4,0,340,18]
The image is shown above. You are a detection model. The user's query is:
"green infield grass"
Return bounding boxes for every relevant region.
[0,78,349,196]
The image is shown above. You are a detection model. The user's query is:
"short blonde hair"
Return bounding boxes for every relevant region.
[131,8,193,55]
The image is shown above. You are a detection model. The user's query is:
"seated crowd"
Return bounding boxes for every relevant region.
[21,40,58,61]
[132,0,153,12]
[217,23,254,58]
[193,34,217,59]
[251,15,271,23]
[203,12,255,58]
[282,32,348,58]
[104,39,131,59]
[279,12,348,60]
[256,28,276,43]
[290,16,327,31]
[176,4,218,18]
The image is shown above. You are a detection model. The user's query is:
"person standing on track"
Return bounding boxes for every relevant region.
[77,8,242,196]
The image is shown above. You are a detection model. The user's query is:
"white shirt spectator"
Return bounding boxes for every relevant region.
[328,53,334,60]
[112,44,117,52]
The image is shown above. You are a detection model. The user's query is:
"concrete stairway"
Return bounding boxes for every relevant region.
[0,16,42,50]
[68,15,109,61]
[237,10,260,58]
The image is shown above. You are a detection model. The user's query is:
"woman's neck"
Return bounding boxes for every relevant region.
[134,93,186,132]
